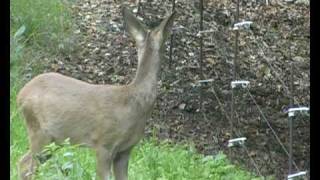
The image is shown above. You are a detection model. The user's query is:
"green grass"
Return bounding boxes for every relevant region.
[27,139,264,180]
[10,0,73,54]
[10,0,268,179]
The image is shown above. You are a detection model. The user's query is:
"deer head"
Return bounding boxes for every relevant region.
[122,7,176,86]
[123,7,176,50]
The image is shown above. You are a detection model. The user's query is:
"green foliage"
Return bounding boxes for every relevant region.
[14,138,264,180]
[10,0,73,53]
[129,139,264,180]
[34,139,96,180]
[10,0,74,90]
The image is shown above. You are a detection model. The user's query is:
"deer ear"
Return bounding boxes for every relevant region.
[122,7,147,45]
[154,11,177,42]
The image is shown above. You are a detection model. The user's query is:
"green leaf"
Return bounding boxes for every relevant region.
[14,25,26,40]
[62,162,73,171]
[63,152,74,157]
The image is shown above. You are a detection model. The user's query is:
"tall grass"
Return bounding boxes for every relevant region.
[10,0,268,179]
[10,0,73,53]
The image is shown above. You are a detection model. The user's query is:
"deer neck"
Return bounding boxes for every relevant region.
[130,45,161,92]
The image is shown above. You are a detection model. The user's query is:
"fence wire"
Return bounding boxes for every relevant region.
[208,84,264,178]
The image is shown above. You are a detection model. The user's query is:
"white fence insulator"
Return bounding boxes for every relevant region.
[172,25,187,32]
[228,137,247,147]
[196,29,215,37]
[288,107,309,117]
[133,8,138,13]
[287,171,307,180]
[284,0,295,2]
[198,79,214,83]
[231,80,250,89]
[233,21,253,30]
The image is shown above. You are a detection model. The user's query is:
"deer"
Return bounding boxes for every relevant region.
[17,7,176,180]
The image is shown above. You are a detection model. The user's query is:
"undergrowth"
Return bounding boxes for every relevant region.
[32,138,265,180]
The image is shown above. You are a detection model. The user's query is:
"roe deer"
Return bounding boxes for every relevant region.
[17,7,176,180]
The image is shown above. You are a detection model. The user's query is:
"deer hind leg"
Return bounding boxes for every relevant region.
[18,151,35,180]
[113,148,132,180]
[18,110,52,180]
[96,147,113,180]
[18,130,51,180]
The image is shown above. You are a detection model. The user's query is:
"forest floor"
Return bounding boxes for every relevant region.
[37,0,310,178]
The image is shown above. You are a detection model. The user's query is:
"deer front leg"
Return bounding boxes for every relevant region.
[96,147,113,180]
[113,148,132,180]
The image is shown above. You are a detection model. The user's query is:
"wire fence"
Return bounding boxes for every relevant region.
[208,84,264,178]
[195,0,309,179]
